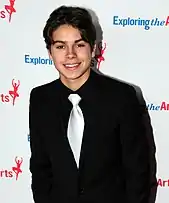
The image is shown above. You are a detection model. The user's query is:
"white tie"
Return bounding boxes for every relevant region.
[67,94,84,167]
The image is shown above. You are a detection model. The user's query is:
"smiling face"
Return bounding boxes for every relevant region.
[48,24,96,90]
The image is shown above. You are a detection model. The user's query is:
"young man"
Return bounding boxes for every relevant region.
[29,5,151,203]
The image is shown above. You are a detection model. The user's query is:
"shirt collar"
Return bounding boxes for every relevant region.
[57,69,98,100]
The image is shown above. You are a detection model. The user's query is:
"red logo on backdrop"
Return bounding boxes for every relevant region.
[91,41,107,69]
[0,0,16,22]
[95,42,106,69]
[9,79,20,105]
[12,157,23,180]
[0,79,20,105]
[0,156,23,180]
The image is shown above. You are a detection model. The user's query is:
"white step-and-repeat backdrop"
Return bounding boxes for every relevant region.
[0,0,168,202]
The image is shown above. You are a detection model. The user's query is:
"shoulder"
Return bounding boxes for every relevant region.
[96,72,146,114]
[95,71,137,100]
[29,79,59,102]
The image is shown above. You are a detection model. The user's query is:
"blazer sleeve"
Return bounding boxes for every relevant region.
[29,88,52,203]
[119,86,151,203]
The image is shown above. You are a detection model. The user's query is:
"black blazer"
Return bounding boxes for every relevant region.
[29,70,151,203]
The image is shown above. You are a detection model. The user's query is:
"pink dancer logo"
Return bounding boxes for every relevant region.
[9,79,20,106]
[0,0,16,22]
[12,157,23,180]
[95,42,106,69]
[4,0,16,22]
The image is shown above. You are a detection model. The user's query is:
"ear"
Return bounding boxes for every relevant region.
[92,43,96,58]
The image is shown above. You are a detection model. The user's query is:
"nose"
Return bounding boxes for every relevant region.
[66,46,76,59]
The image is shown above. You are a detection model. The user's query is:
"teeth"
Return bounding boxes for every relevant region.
[65,63,79,67]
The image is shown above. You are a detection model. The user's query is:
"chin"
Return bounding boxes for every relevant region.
[65,73,82,80]
[62,69,89,81]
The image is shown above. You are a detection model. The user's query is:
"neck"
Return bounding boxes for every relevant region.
[60,69,91,91]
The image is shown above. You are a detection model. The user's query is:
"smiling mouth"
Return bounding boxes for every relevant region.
[64,63,81,69]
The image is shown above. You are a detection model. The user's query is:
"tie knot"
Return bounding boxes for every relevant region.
[68,94,81,106]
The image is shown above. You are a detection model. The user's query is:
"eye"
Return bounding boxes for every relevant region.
[56,45,65,49]
[77,44,85,48]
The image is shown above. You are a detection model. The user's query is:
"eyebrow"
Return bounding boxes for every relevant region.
[52,38,84,44]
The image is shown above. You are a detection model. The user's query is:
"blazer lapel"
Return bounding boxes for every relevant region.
[78,72,101,173]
